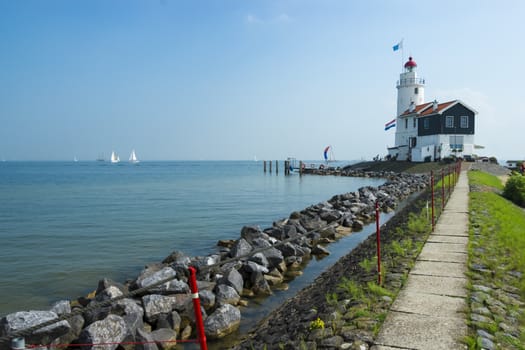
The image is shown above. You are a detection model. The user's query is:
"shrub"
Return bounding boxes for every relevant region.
[503,174,525,207]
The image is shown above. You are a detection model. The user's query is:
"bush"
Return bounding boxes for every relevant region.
[503,174,525,207]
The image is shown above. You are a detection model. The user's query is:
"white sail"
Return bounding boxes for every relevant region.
[129,149,139,163]
[110,151,120,163]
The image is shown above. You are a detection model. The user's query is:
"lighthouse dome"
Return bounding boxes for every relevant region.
[404,56,417,68]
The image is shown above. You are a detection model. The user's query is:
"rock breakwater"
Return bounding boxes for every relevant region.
[0,171,428,350]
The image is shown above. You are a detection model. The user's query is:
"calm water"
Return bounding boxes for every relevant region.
[0,161,385,317]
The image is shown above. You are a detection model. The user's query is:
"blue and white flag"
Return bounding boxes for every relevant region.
[392,40,403,52]
[385,119,396,131]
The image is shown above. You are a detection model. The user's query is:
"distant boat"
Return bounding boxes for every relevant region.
[73,156,78,162]
[129,149,139,164]
[323,145,336,163]
[254,155,258,162]
[110,151,120,163]
[96,153,105,162]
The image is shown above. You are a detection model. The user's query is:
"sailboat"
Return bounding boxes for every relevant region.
[129,149,139,164]
[73,156,78,162]
[323,145,336,163]
[110,151,120,163]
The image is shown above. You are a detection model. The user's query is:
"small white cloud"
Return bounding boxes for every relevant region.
[275,13,292,23]
[245,14,263,24]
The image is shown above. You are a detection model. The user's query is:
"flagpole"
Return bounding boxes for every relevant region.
[401,38,404,70]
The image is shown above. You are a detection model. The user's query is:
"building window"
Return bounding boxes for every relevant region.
[405,119,408,129]
[424,119,429,129]
[445,115,454,128]
[413,118,416,128]
[414,87,418,94]
[450,135,463,151]
[460,116,468,128]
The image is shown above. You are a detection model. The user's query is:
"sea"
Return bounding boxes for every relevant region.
[0,160,387,323]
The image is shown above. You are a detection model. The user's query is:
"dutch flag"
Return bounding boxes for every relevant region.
[385,119,396,131]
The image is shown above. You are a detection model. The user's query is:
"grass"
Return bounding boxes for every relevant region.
[466,170,525,349]
[469,169,504,190]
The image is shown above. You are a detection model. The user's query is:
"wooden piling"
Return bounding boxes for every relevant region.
[269,160,272,173]
[276,160,278,175]
[299,161,303,176]
[263,160,267,173]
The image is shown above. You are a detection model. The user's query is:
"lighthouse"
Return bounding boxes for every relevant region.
[396,57,425,117]
[387,55,477,162]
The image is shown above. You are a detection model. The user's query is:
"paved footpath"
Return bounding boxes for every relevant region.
[372,169,469,350]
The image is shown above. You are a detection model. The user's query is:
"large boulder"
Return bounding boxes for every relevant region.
[142,295,176,323]
[229,238,252,258]
[218,268,244,295]
[204,304,241,340]
[0,311,71,346]
[261,247,284,268]
[250,271,273,296]
[151,328,177,350]
[214,284,241,306]
[77,314,128,350]
[133,267,177,293]
[113,298,144,336]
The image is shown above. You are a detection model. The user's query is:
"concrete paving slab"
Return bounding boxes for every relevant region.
[390,289,466,317]
[411,260,466,278]
[437,215,468,226]
[375,311,467,350]
[432,225,468,236]
[427,235,468,244]
[404,274,467,297]
[419,242,467,254]
[418,250,467,263]
[371,346,409,350]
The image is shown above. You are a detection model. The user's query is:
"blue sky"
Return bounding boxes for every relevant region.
[1,0,524,161]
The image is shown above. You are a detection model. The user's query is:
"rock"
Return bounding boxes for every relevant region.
[248,252,269,269]
[142,295,176,323]
[77,314,128,350]
[479,336,495,350]
[134,267,177,293]
[312,244,330,256]
[50,300,71,316]
[277,242,298,258]
[240,225,269,244]
[218,268,244,295]
[113,298,144,336]
[251,271,273,296]
[0,311,71,346]
[151,328,177,350]
[95,285,124,301]
[198,289,216,310]
[204,304,241,339]
[162,250,191,266]
[243,261,269,274]
[215,284,241,306]
[320,335,344,348]
[57,314,85,347]
[262,247,284,268]
[96,278,128,296]
[230,238,253,258]
[135,328,159,350]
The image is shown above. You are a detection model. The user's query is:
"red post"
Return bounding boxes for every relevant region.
[188,267,208,350]
[431,171,435,231]
[448,166,451,198]
[441,168,445,211]
[375,202,381,285]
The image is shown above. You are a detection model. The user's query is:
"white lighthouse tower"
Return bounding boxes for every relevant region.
[390,56,426,161]
[396,56,425,116]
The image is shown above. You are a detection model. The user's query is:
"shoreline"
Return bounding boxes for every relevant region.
[0,169,429,349]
